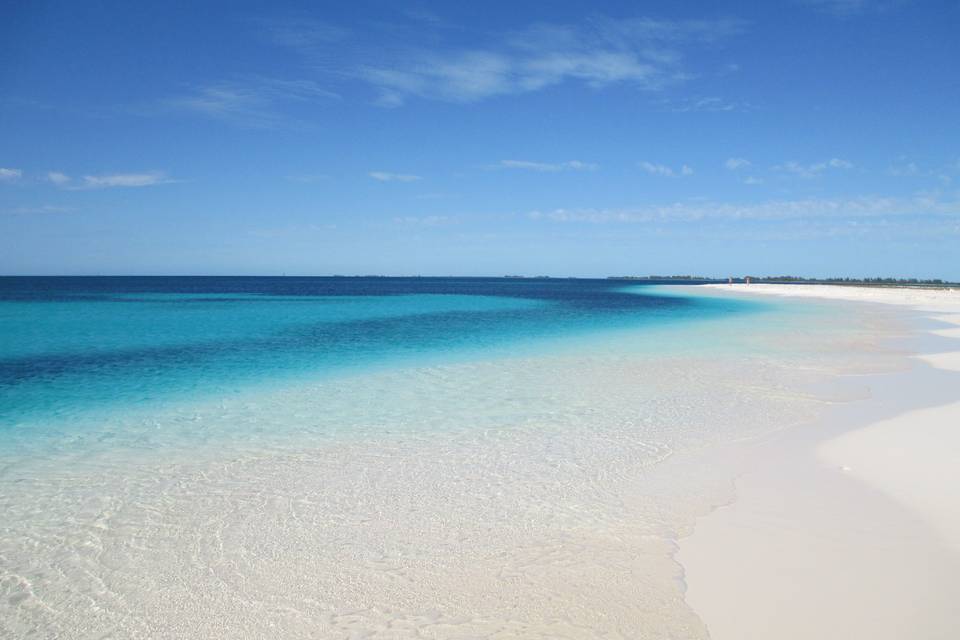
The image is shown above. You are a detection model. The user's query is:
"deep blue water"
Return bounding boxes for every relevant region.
[0,277,761,429]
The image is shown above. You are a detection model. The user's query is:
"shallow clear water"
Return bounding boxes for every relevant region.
[0,277,765,443]
[0,277,908,638]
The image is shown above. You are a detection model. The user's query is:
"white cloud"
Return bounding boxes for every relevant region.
[667,96,750,113]
[46,171,71,185]
[887,162,920,177]
[166,76,339,128]
[264,19,350,49]
[798,0,900,16]
[776,158,854,178]
[498,159,597,172]
[77,172,173,189]
[639,161,694,177]
[392,215,454,226]
[336,17,745,105]
[369,171,422,182]
[41,170,172,189]
[527,194,960,223]
[827,158,854,169]
[0,168,23,182]
[724,157,751,170]
[743,176,764,185]
[801,0,869,14]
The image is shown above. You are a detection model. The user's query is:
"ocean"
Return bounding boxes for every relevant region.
[0,276,763,449]
[0,277,905,638]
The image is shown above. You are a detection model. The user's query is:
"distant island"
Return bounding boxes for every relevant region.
[605,275,958,287]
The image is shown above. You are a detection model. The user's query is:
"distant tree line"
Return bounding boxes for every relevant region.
[747,276,955,285]
[605,275,957,286]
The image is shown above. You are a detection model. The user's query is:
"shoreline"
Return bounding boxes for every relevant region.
[678,284,960,639]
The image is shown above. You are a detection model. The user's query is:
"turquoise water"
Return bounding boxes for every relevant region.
[4,278,906,638]
[0,277,769,446]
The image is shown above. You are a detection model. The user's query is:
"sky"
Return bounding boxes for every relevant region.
[1,0,958,279]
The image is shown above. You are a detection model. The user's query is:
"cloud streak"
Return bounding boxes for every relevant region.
[80,172,174,188]
[164,76,340,128]
[369,171,422,182]
[775,158,854,178]
[528,194,960,223]
[44,171,175,189]
[0,168,23,182]
[666,96,751,113]
[798,0,902,16]
[272,15,746,106]
[392,215,456,226]
[639,161,694,177]
[498,159,597,172]
[46,172,71,185]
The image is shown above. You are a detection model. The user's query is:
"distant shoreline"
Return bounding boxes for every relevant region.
[1,274,958,287]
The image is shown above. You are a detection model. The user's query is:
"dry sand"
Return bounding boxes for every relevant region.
[679,284,960,639]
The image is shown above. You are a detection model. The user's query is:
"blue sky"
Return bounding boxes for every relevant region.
[1,1,958,278]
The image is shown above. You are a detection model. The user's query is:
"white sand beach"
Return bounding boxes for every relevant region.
[680,284,960,639]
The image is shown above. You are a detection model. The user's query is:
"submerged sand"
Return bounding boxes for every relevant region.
[681,284,960,639]
[1,285,951,638]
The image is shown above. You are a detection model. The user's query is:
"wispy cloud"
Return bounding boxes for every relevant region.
[46,171,175,190]
[527,193,959,223]
[271,16,745,106]
[0,169,170,189]
[887,161,921,177]
[0,168,23,182]
[498,159,597,172]
[639,161,694,177]
[264,19,351,49]
[775,158,854,178]
[164,76,339,128]
[797,0,902,16]
[666,96,751,113]
[369,171,422,182]
[392,215,455,226]
[401,8,451,28]
[81,172,174,189]
[724,158,762,184]
[46,171,71,186]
